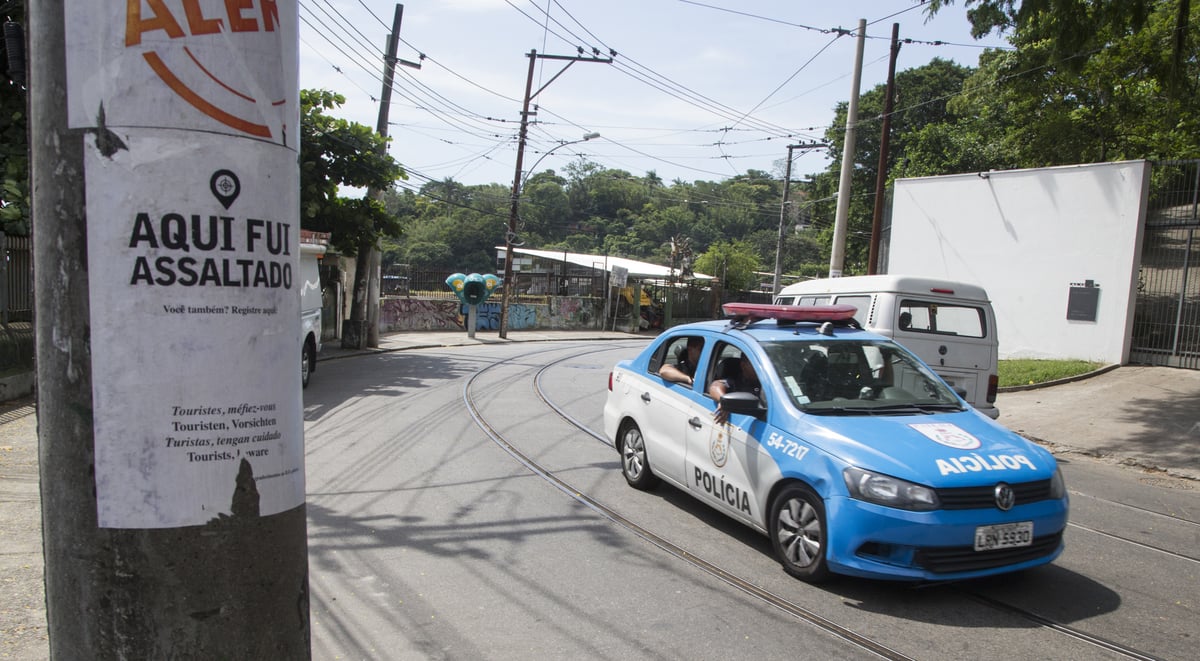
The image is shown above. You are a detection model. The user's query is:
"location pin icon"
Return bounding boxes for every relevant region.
[210,170,241,210]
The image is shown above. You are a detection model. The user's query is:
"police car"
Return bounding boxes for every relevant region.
[603,303,1068,582]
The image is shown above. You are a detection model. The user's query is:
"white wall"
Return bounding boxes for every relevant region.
[888,161,1150,364]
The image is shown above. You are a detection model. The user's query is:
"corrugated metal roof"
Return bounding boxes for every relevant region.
[499,247,712,281]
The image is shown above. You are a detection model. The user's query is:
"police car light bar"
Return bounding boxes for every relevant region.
[722,302,858,324]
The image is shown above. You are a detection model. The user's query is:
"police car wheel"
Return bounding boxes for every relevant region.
[619,422,659,490]
[769,484,830,582]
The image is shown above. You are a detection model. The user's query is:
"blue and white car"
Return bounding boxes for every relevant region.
[603,304,1068,582]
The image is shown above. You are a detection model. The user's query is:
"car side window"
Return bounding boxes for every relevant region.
[706,343,741,394]
[651,336,695,371]
[647,341,672,374]
[707,343,765,410]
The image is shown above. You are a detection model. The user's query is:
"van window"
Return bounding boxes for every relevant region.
[776,296,795,305]
[832,295,872,323]
[898,299,986,338]
[797,295,831,306]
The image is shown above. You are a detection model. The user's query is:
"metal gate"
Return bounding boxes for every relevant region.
[1130,160,1200,368]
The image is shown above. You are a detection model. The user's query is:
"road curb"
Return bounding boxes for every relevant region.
[997,363,1121,393]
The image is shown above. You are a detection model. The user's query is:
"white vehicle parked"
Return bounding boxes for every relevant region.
[775,275,1000,418]
[299,231,327,389]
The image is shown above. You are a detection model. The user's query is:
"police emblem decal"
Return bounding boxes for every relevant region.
[710,430,729,467]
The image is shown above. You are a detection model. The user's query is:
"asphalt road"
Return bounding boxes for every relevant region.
[3,338,1199,659]
[307,341,1200,659]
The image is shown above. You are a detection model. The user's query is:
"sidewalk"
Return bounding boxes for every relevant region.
[998,364,1200,482]
[318,328,650,362]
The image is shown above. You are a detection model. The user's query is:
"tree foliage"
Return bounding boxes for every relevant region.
[923,0,1199,166]
[299,89,406,255]
[694,241,761,293]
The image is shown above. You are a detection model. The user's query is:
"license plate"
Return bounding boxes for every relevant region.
[974,521,1033,551]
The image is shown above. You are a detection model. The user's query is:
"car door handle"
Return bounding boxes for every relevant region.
[689,416,703,429]
[641,392,652,403]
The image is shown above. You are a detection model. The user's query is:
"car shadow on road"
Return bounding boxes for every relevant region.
[638,480,1120,629]
[837,563,1120,627]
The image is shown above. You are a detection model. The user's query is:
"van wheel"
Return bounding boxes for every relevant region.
[301,339,314,389]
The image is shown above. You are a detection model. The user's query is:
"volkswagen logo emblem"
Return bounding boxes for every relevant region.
[994,483,1016,511]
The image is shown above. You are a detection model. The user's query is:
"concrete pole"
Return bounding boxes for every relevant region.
[773,145,797,295]
[31,3,309,657]
[829,19,867,278]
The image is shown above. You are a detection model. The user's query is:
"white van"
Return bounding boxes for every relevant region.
[774,275,999,418]
[299,231,328,389]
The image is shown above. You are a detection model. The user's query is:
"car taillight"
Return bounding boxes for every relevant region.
[608,371,613,391]
[987,373,998,403]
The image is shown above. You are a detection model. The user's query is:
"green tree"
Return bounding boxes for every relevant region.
[926,0,1200,165]
[300,89,406,340]
[694,241,761,293]
[299,89,406,256]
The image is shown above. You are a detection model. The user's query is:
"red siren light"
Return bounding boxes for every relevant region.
[722,302,858,323]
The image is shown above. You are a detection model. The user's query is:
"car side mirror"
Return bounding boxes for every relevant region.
[721,391,763,416]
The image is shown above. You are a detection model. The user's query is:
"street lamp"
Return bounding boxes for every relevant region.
[524,132,600,187]
[499,131,599,337]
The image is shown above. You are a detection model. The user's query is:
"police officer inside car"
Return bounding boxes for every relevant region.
[659,336,704,386]
[709,354,761,424]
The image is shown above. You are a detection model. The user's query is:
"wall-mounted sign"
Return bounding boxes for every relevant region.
[1067,280,1100,322]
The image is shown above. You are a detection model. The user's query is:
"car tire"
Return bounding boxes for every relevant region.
[301,339,314,389]
[619,422,659,490]
[769,483,830,582]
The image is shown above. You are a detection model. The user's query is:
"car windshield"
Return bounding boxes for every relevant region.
[759,339,964,414]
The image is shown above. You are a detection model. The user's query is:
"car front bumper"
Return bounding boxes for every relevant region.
[823,495,1068,581]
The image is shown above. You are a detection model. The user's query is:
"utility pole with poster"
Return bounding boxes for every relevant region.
[31,1,310,657]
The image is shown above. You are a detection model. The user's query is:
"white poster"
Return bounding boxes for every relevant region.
[86,134,304,529]
[68,1,303,528]
[66,1,298,147]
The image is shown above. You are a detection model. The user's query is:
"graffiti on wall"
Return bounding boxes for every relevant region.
[378,296,605,332]
[380,299,462,331]
[471,302,538,330]
[550,297,597,328]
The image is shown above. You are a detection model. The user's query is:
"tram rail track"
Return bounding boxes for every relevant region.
[464,341,1173,661]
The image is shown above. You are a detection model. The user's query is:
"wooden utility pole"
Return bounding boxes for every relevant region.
[32,3,309,657]
[499,50,611,338]
[868,23,901,275]
[348,4,420,349]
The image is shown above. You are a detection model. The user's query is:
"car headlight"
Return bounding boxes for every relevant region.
[843,467,939,511]
[1049,466,1066,499]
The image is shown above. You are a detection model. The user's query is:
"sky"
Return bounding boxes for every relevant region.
[298,0,1011,193]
